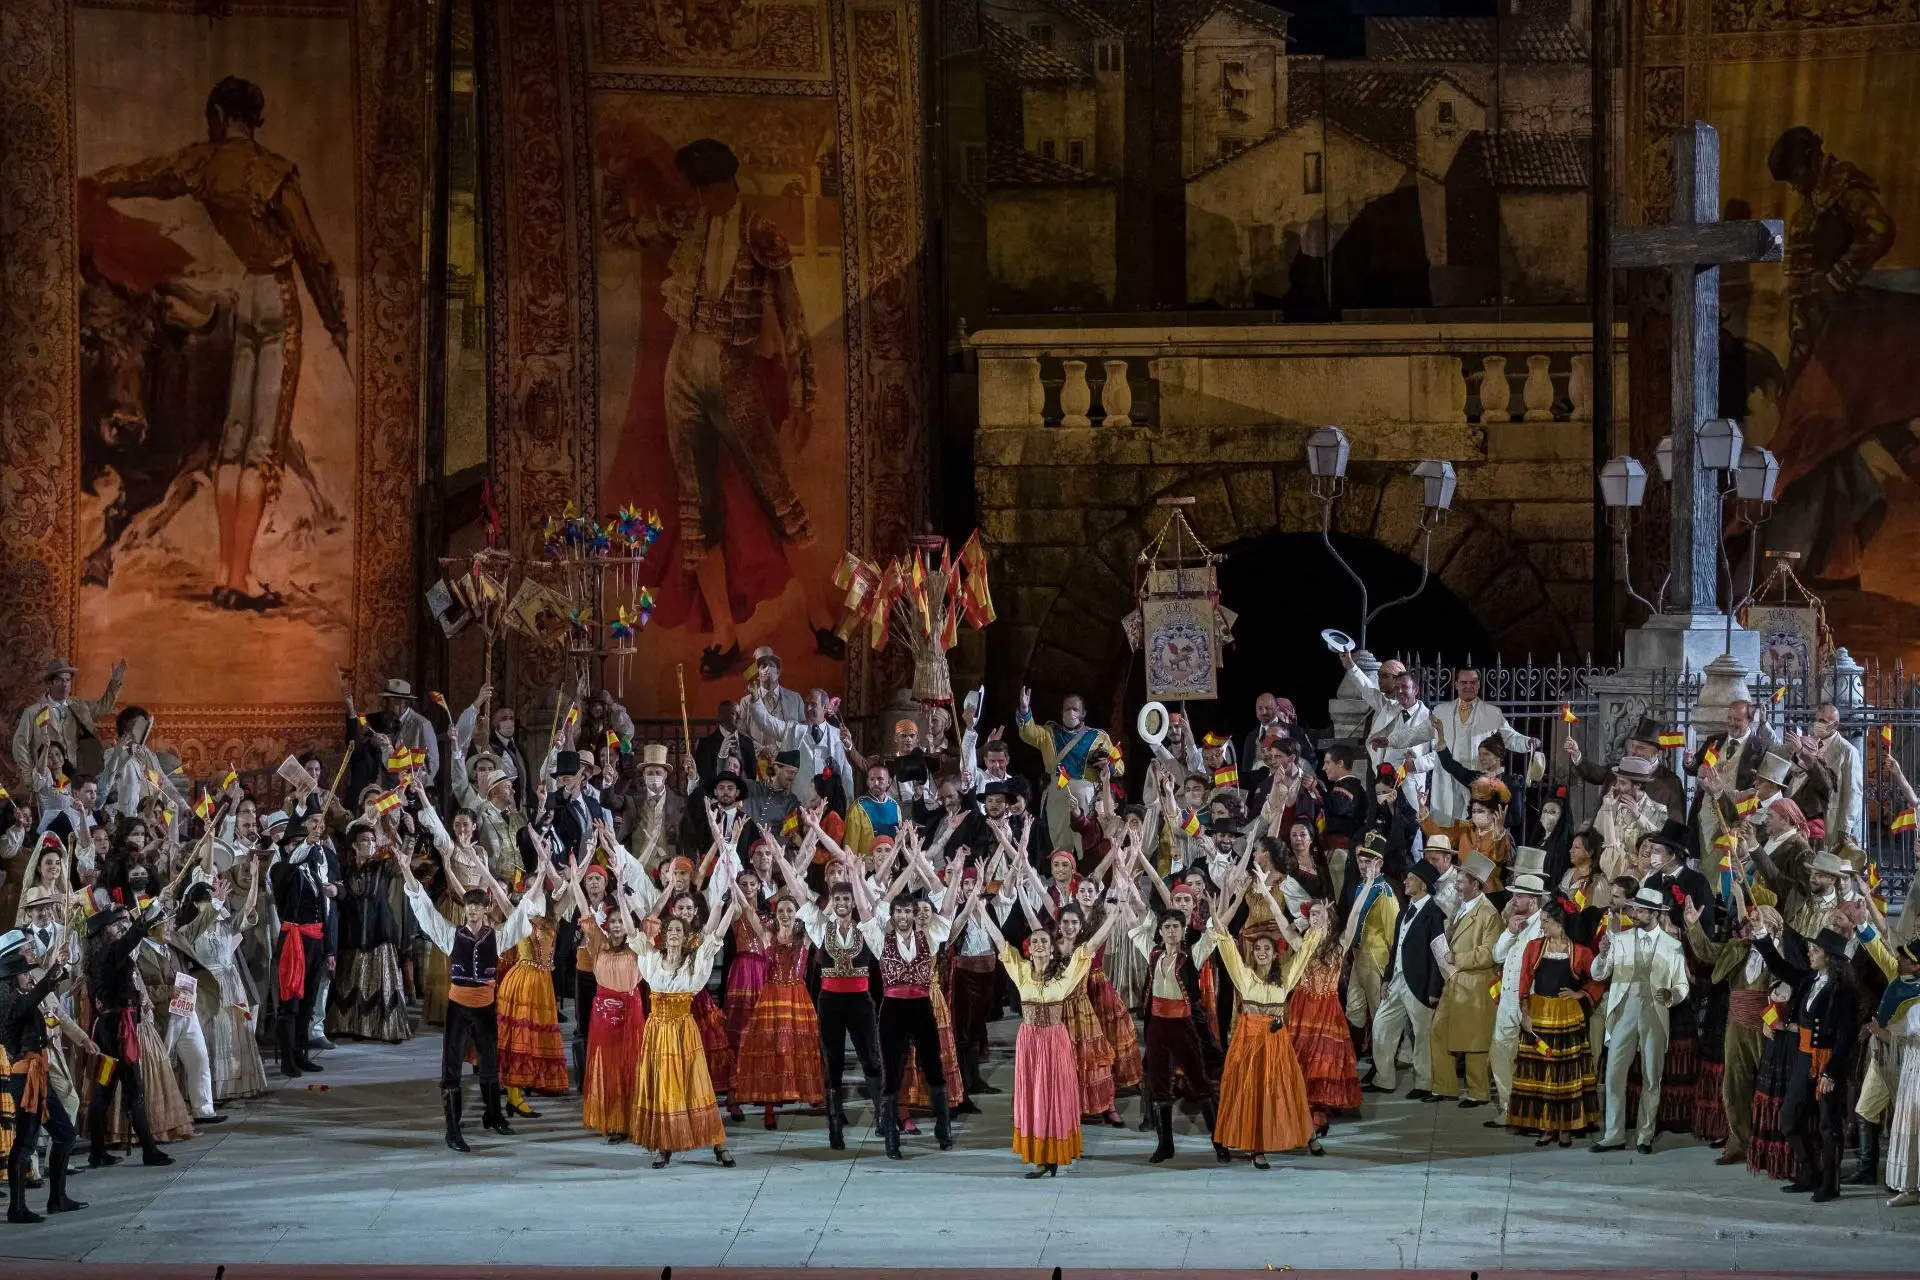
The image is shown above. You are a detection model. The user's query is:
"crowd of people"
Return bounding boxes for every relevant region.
[3,645,1919,1223]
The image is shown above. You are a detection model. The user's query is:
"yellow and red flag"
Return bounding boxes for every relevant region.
[429,691,450,713]
[371,788,403,816]
[1882,724,1896,752]
[386,745,413,773]
[564,704,581,730]
[1658,730,1686,749]
[1212,765,1239,788]
[1560,704,1577,725]
[1734,793,1759,817]
[94,1056,118,1087]
[220,767,238,792]
[1054,765,1070,791]
[1893,807,1917,835]
[1181,810,1201,837]
[1772,684,1787,707]
[193,792,214,821]
[1702,743,1721,771]
[33,707,51,729]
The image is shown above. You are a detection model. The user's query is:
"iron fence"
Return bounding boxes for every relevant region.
[1403,653,1919,908]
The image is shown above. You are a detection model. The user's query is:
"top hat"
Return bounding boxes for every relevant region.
[1811,928,1853,960]
[1628,715,1666,747]
[774,749,803,769]
[553,751,583,778]
[1512,845,1550,877]
[1410,860,1441,890]
[1757,752,1794,788]
[640,743,670,770]
[1460,851,1498,884]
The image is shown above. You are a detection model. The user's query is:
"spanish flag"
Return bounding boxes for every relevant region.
[193,792,214,821]
[1212,765,1239,788]
[1702,743,1721,771]
[1181,810,1201,837]
[220,767,238,792]
[371,788,403,816]
[1658,730,1686,749]
[1055,765,1070,790]
[605,728,620,755]
[1735,793,1759,817]
[565,704,581,730]
[33,707,51,729]
[1882,724,1895,751]
[95,1055,117,1087]
[1572,886,1587,910]
[408,746,429,770]
[1560,704,1578,725]
[356,714,371,733]
[1314,812,1326,835]
[781,811,801,838]
[1772,684,1787,707]
[1489,980,1502,1000]
[1761,1005,1780,1030]
[386,745,413,773]
[0,780,10,803]
[1893,807,1917,835]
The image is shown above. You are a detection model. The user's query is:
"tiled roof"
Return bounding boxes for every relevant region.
[983,17,1091,84]
[1159,0,1291,46]
[1448,130,1591,189]
[986,141,1114,187]
[1047,0,1123,38]
[1364,15,1587,64]
[1318,67,1482,169]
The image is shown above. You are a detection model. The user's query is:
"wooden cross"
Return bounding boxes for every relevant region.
[1612,121,1783,617]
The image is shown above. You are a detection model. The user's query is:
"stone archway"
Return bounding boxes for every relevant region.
[993,463,1579,726]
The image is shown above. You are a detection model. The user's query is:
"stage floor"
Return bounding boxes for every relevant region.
[1,1033,1915,1272]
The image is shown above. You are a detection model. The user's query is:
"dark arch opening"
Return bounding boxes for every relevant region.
[1121,530,1498,740]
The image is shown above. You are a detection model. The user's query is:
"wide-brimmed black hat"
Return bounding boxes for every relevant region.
[87,906,129,938]
[1811,928,1852,960]
[710,770,748,794]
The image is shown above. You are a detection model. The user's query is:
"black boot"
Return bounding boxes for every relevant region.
[825,1087,846,1151]
[1783,1134,1818,1192]
[881,1095,903,1160]
[930,1087,955,1151]
[480,1081,514,1135]
[130,1098,172,1166]
[443,1088,470,1153]
[292,1020,323,1074]
[277,1018,302,1079]
[7,1150,41,1224]
[1845,1122,1882,1186]
[1148,1102,1175,1164]
[1200,1098,1230,1163]
[85,1100,119,1168]
[961,1050,999,1095]
[45,1155,85,1214]
[1813,1134,1844,1203]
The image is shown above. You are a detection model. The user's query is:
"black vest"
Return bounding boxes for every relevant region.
[450,927,499,988]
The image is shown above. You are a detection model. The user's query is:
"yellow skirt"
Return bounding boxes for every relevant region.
[630,992,727,1153]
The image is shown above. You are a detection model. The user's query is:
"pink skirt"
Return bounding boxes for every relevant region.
[1012,1021,1083,1167]
[723,952,770,1051]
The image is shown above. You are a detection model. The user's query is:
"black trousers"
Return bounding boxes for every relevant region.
[573,968,597,1070]
[816,989,882,1089]
[442,999,501,1090]
[1781,1051,1846,1171]
[1143,1014,1213,1103]
[86,1014,158,1153]
[277,931,324,1057]
[878,996,943,1095]
[9,1074,77,1183]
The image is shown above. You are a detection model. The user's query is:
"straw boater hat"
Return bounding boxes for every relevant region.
[1460,851,1497,885]
[1512,846,1550,877]
[1510,872,1550,896]
[1424,833,1454,855]
[1614,755,1655,782]
[1809,850,1846,878]
[640,743,670,771]
[18,885,61,913]
[1631,886,1668,911]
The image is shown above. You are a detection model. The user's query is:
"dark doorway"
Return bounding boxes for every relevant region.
[1122,531,1497,744]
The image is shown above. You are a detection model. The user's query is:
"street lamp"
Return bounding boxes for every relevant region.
[1735,445,1779,506]
[1309,427,1454,650]
[1698,418,1744,474]
[1727,445,1780,646]
[1307,425,1350,501]
[1654,434,1674,483]
[1599,455,1665,615]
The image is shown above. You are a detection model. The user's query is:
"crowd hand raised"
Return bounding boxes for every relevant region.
[1561,737,1581,764]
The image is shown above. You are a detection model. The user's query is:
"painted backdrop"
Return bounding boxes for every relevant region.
[0,0,425,771]
[487,0,927,720]
[1630,0,1920,670]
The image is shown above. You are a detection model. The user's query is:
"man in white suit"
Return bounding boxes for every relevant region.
[1488,871,1547,1127]
[1337,651,1434,804]
[1590,885,1690,1154]
[739,685,851,805]
[1804,702,1863,850]
[1429,667,1537,826]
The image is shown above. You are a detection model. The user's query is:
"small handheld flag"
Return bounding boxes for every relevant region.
[0,780,9,804]
[1560,704,1577,725]
[1572,887,1588,910]
[1657,731,1686,749]
[33,707,51,729]
[356,714,370,732]
[95,1055,118,1086]
[1702,743,1721,771]
[1735,793,1759,817]
[1772,684,1787,707]
[1489,980,1502,1000]
[1212,765,1239,788]
[1181,810,1201,837]
[1055,765,1070,791]
[220,767,238,792]
[565,704,581,730]
[193,792,213,821]
[1882,724,1895,751]
[1761,1005,1780,1029]
[144,765,164,791]
[1893,807,1917,835]
[371,788,403,816]
[606,729,620,754]
[429,691,450,713]
[386,745,413,773]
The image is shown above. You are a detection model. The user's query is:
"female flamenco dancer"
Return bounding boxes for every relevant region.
[1278,890,1361,1146]
[493,842,570,1118]
[971,892,1119,1177]
[1201,873,1323,1168]
[1506,900,1603,1147]
[630,876,742,1169]
[1127,843,1225,1165]
[734,843,828,1129]
[567,855,644,1142]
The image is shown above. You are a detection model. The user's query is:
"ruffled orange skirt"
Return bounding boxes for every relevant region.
[692,989,733,1095]
[1288,981,1362,1115]
[497,962,568,1093]
[1063,982,1116,1116]
[1214,1012,1314,1154]
[630,992,726,1153]
[732,979,825,1105]
[1089,970,1141,1091]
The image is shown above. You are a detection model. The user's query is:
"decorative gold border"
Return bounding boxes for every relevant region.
[0,0,427,776]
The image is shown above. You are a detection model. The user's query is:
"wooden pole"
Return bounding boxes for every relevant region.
[675,663,693,768]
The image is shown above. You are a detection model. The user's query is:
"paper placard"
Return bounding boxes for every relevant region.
[169,971,198,1018]
[277,755,315,794]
